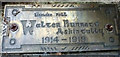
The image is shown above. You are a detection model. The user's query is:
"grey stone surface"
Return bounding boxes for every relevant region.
[0,0,119,3]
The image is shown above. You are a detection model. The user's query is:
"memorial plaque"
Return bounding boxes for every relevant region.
[2,3,119,53]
